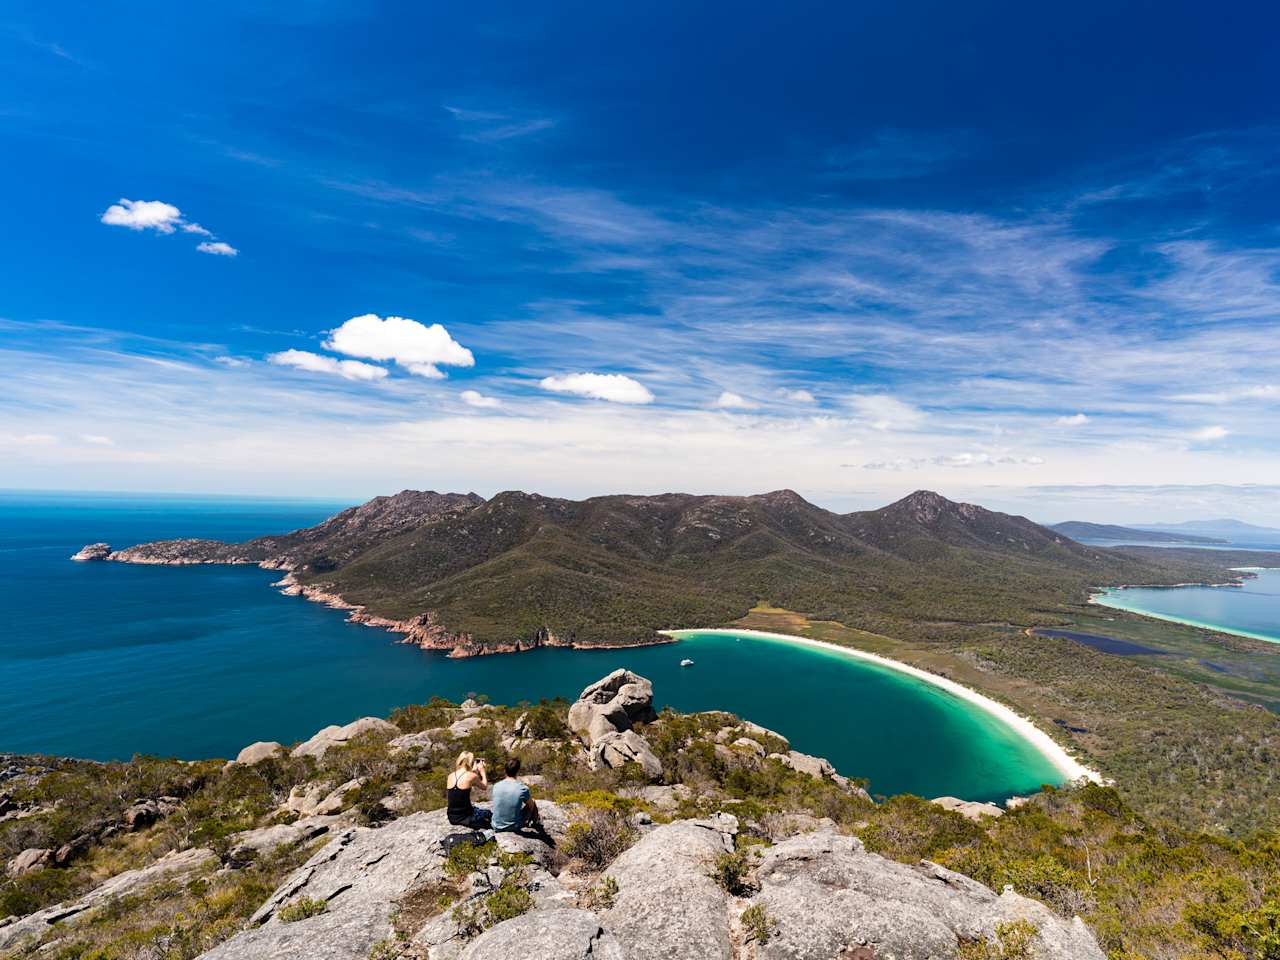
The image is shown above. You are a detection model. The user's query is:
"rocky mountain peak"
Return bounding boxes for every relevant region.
[885,489,974,524]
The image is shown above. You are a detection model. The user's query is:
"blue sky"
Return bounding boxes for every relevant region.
[3,1,1280,523]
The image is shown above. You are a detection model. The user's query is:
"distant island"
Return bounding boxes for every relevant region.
[1136,518,1280,542]
[75,489,1246,658]
[1050,520,1228,545]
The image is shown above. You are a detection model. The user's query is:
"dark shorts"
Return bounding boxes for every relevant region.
[448,806,492,830]
[493,808,529,833]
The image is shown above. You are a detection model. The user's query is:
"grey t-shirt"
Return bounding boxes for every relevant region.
[491,777,531,830]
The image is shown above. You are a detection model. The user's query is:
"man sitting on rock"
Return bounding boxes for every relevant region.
[490,756,543,834]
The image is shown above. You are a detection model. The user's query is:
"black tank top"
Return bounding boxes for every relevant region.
[446,777,474,823]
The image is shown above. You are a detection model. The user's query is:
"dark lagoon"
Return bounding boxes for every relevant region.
[0,492,1065,803]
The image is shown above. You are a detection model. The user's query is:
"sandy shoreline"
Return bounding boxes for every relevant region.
[1090,566,1280,645]
[663,626,1103,786]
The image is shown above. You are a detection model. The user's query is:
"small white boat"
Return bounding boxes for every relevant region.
[680,658,694,667]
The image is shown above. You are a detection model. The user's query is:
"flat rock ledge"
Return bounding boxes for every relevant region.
[187,806,1102,960]
[0,848,217,952]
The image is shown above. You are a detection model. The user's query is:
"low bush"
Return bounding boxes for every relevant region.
[277,896,328,923]
[562,809,636,869]
[444,839,494,880]
[708,850,755,896]
[957,919,1038,960]
[740,903,776,944]
[388,697,457,734]
[581,874,619,910]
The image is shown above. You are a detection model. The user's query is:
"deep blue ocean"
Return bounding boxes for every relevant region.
[0,491,1065,802]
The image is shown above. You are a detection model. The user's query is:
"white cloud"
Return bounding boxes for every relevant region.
[1055,413,1089,426]
[539,372,654,404]
[215,356,249,367]
[778,388,816,403]
[197,241,238,257]
[847,394,926,431]
[460,389,502,409]
[266,349,388,382]
[1173,384,1278,404]
[100,199,184,233]
[80,434,114,445]
[101,198,235,253]
[1190,425,1229,441]
[324,314,474,379]
[714,390,756,409]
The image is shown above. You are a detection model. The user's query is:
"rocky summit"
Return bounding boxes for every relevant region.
[0,671,1107,960]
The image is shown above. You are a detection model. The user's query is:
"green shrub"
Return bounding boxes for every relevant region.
[562,810,636,869]
[558,790,644,815]
[389,698,456,733]
[860,794,984,863]
[444,839,495,879]
[707,850,754,896]
[484,880,533,925]
[450,874,533,939]
[278,896,328,923]
[741,903,776,943]
[996,855,1093,917]
[581,874,619,910]
[0,866,78,918]
[957,919,1038,960]
[522,702,569,740]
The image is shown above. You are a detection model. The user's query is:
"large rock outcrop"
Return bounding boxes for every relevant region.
[233,741,286,766]
[567,670,663,780]
[602,815,738,960]
[748,826,1105,959]
[291,717,399,759]
[198,804,572,960]
[198,812,460,960]
[69,542,111,561]
[458,908,625,960]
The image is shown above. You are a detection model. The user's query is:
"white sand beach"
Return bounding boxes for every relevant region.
[664,627,1103,786]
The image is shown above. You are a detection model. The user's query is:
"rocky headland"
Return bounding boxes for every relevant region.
[70,487,1248,661]
[0,670,1109,959]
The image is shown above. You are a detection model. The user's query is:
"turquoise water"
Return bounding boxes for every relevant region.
[1094,568,1280,644]
[0,492,1062,802]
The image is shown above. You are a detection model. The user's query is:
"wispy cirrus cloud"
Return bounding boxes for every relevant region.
[444,105,556,142]
[847,394,926,431]
[266,349,388,381]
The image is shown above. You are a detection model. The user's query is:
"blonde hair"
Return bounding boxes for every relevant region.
[454,751,476,773]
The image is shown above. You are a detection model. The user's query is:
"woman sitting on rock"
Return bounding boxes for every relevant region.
[445,751,492,829]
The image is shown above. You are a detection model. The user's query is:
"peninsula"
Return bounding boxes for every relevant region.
[75,489,1245,657]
